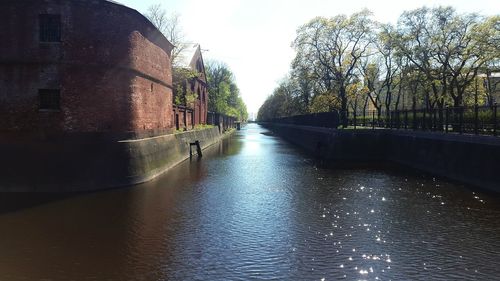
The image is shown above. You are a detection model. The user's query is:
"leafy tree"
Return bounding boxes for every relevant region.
[475,15,500,105]
[172,68,199,106]
[394,7,496,108]
[205,61,248,121]
[259,7,499,121]
[292,10,375,126]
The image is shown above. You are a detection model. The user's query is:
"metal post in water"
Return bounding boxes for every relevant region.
[189,141,202,158]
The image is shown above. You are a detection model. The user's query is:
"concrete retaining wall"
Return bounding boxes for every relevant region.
[0,127,225,192]
[264,123,500,192]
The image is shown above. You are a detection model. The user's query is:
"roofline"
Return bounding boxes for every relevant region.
[101,0,175,52]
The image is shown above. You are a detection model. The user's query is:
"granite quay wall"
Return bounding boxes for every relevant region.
[0,127,227,192]
[262,123,500,192]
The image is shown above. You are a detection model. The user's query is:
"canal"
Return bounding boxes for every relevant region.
[0,124,499,280]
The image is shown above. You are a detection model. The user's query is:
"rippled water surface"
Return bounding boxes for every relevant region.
[1,124,499,280]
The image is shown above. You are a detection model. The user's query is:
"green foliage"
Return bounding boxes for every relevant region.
[193,124,215,130]
[258,7,499,120]
[172,68,199,106]
[309,94,341,113]
[257,79,309,120]
[206,61,248,121]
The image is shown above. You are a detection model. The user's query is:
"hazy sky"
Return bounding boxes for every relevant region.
[117,0,498,116]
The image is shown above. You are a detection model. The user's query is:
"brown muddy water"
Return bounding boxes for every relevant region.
[0,124,499,280]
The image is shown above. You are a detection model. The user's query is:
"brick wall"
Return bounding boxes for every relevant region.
[0,0,174,137]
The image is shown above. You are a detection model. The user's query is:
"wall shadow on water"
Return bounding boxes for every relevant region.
[0,192,84,215]
[0,131,243,215]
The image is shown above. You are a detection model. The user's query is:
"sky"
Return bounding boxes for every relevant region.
[117,0,498,118]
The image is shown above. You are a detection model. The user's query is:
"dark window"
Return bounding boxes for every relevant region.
[39,89,60,110]
[39,14,61,42]
[197,61,203,73]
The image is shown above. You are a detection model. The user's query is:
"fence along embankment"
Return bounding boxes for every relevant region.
[262,111,500,192]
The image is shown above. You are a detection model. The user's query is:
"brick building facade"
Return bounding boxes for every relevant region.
[0,0,174,138]
[173,44,209,130]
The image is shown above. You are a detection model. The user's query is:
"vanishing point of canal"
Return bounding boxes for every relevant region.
[0,124,499,280]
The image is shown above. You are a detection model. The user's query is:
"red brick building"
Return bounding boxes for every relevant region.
[0,0,174,138]
[173,44,209,130]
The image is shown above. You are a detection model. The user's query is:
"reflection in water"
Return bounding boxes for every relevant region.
[0,124,499,280]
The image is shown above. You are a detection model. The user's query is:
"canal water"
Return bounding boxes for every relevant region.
[0,124,499,280]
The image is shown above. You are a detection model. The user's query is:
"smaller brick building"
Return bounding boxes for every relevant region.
[172,44,209,130]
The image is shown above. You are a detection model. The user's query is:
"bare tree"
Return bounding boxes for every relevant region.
[144,4,187,65]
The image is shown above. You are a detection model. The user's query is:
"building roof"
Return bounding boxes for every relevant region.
[102,0,174,53]
[176,43,202,68]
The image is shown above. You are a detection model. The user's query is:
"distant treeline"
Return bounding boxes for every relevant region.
[205,61,248,121]
[258,7,499,123]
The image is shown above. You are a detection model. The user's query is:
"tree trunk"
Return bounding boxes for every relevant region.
[340,86,348,128]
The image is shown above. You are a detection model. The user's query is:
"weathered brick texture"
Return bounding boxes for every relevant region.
[0,0,174,137]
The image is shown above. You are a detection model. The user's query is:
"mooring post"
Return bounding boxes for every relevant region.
[189,140,202,158]
[195,140,202,157]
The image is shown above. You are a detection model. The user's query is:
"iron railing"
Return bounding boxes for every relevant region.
[269,112,340,128]
[264,104,499,136]
[342,104,499,136]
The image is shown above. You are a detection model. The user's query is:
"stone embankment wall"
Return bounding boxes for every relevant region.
[0,127,225,192]
[263,123,500,192]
